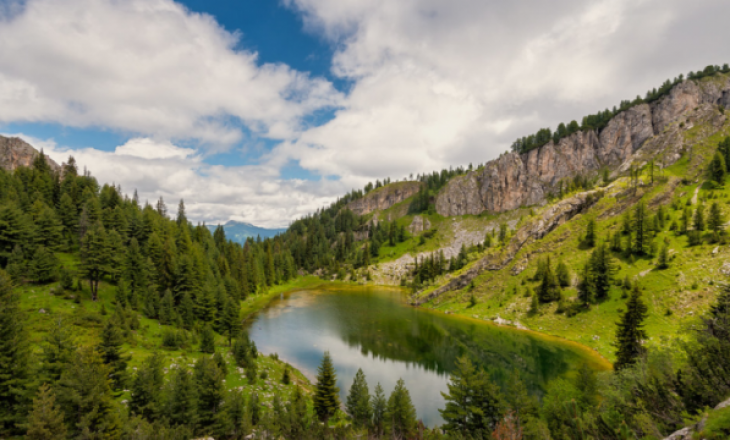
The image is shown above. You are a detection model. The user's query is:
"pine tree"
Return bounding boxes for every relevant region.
[371,383,387,438]
[199,324,216,354]
[694,203,705,232]
[708,202,725,241]
[97,320,128,393]
[79,221,109,300]
[556,260,571,287]
[577,263,594,306]
[130,352,165,421]
[56,347,122,439]
[24,384,67,440]
[180,291,196,330]
[440,356,504,435]
[194,356,225,432]
[40,318,76,384]
[657,244,669,269]
[31,245,57,283]
[537,257,561,303]
[710,151,727,184]
[158,289,175,325]
[614,284,649,370]
[313,351,340,422]
[590,242,615,301]
[386,378,417,439]
[585,219,596,247]
[220,296,240,347]
[166,366,198,429]
[35,205,64,250]
[346,368,372,428]
[0,269,31,435]
[681,205,691,235]
[631,201,651,255]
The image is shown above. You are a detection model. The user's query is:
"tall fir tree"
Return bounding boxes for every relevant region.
[346,368,372,428]
[79,221,109,300]
[166,366,199,429]
[199,324,216,354]
[537,257,561,303]
[631,201,651,255]
[614,284,649,370]
[130,352,165,422]
[585,218,596,247]
[193,356,225,433]
[708,202,725,241]
[371,383,387,438]
[24,384,67,440]
[710,151,727,184]
[97,320,128,393]
[40,318,76,384]
[386,378,417,439]
[314,351,340,422]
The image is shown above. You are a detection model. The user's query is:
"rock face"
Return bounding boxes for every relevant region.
[0,136,60,172]
[417,189,603,305]
[436,77,730,217]
[346,181,423,216]
[407,215,431,234]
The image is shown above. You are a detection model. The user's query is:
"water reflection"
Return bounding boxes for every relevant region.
[246,286,608,427]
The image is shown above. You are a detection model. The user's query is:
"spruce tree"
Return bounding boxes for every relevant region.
[585,219,596,247]
[130,352,165,422]
[681,206,691,235]
[56,347,122,439]
[79,221,109,300]
[199,324,216,354]
[194,356,225,432]
[631,201,651,255]
[166,366,198,429]
[556,260,571,287]
[371,383,387,438]
[710,151,727,184]
[24,384,67,440]
[31,245,57,283]
[590,242,615,301]
[40,318,76,384]
[0,269,31,435]
[577,263,594,306]
[97,320,128,393]
[386,378,417,439]
[708,202,725,241]
[220,296,240,347]
[537,257,561,303]
[694,203,705,232]
[313,351,340,422]
[657,244,669,269]
[614,284,649,370]
[346,368,372,428]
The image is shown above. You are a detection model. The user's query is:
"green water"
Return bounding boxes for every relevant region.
[246,286,609,427]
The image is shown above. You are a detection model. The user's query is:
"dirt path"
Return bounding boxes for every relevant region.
[691,181,703,205]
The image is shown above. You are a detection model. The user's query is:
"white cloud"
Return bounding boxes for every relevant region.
[280,0,730,187]
[13,134,345,229]
[0,0,342,148]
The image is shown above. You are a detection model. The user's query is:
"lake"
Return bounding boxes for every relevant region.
[245,285,610,427]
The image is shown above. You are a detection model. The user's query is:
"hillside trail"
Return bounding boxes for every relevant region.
[691,181,703,205]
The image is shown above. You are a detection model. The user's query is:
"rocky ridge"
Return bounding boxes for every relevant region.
[0,135,60,173]
[435,76,730,217]
[346,181,423,216]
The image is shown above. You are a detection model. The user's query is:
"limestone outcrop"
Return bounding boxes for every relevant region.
[436,77,730,217]
[0,135,60,172]
[346,181,423,216]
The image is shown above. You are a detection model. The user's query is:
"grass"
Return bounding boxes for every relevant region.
[19,264,319,407]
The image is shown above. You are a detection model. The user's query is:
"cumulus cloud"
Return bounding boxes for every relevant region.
[0,0,342,148]
[14,134,345,229]
[282,0,730,187]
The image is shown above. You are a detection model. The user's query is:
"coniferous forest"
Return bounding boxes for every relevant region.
[4,66,730,440]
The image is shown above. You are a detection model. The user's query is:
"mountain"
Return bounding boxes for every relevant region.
[0,135,60,172]
[207,220,286,243]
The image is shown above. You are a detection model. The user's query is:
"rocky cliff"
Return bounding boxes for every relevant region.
[0,135,60,172]
[346,181,423,216]
[436,76,730,216]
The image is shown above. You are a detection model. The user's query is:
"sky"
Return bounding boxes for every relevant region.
[0,0,728,228]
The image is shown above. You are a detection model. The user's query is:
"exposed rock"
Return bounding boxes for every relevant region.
[417,189,601,304]
[0,135,61,173]
[346,181,423,216]
[435,77,730,217]
[408,215,431,234]
[662,427,692,440]
[720,263,730,276]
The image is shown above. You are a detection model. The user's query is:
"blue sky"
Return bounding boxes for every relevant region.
[1,0,728,227]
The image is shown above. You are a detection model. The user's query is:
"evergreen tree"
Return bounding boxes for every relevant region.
[681,205,691,235]
[220,296,240,347]
[585,219,596,247]
[694,203,705,232]
[166,366,198,429]
[313,351,340,422]
[34,205,64,250]
[40,318,75,384]
[346,368,372,428]
[556,260,571,287]
[386,378,417,439]
[79,221,109,300]
[31,245,57,283]
[577,263,594,306]
[130,352,165,422]
[710,151,727,184]
[440,356,504,436]
[371,383,387,438]
[708,202,725,241]
[97,320,128,393]
[614,284,649,370]
[0,270,31,435]
[199,324,216,354]
[56,347,122,439]
[194,356,225,432]
[537,257,561,303]
[180,291,196,330]
[590,242,615,301]
[657,244,670,269]
[632,201,651,255]
[24,384,67,440]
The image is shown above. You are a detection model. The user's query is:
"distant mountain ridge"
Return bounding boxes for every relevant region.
[206,220,286,244]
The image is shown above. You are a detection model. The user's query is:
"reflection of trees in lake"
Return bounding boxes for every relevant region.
[325,291,585,397]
